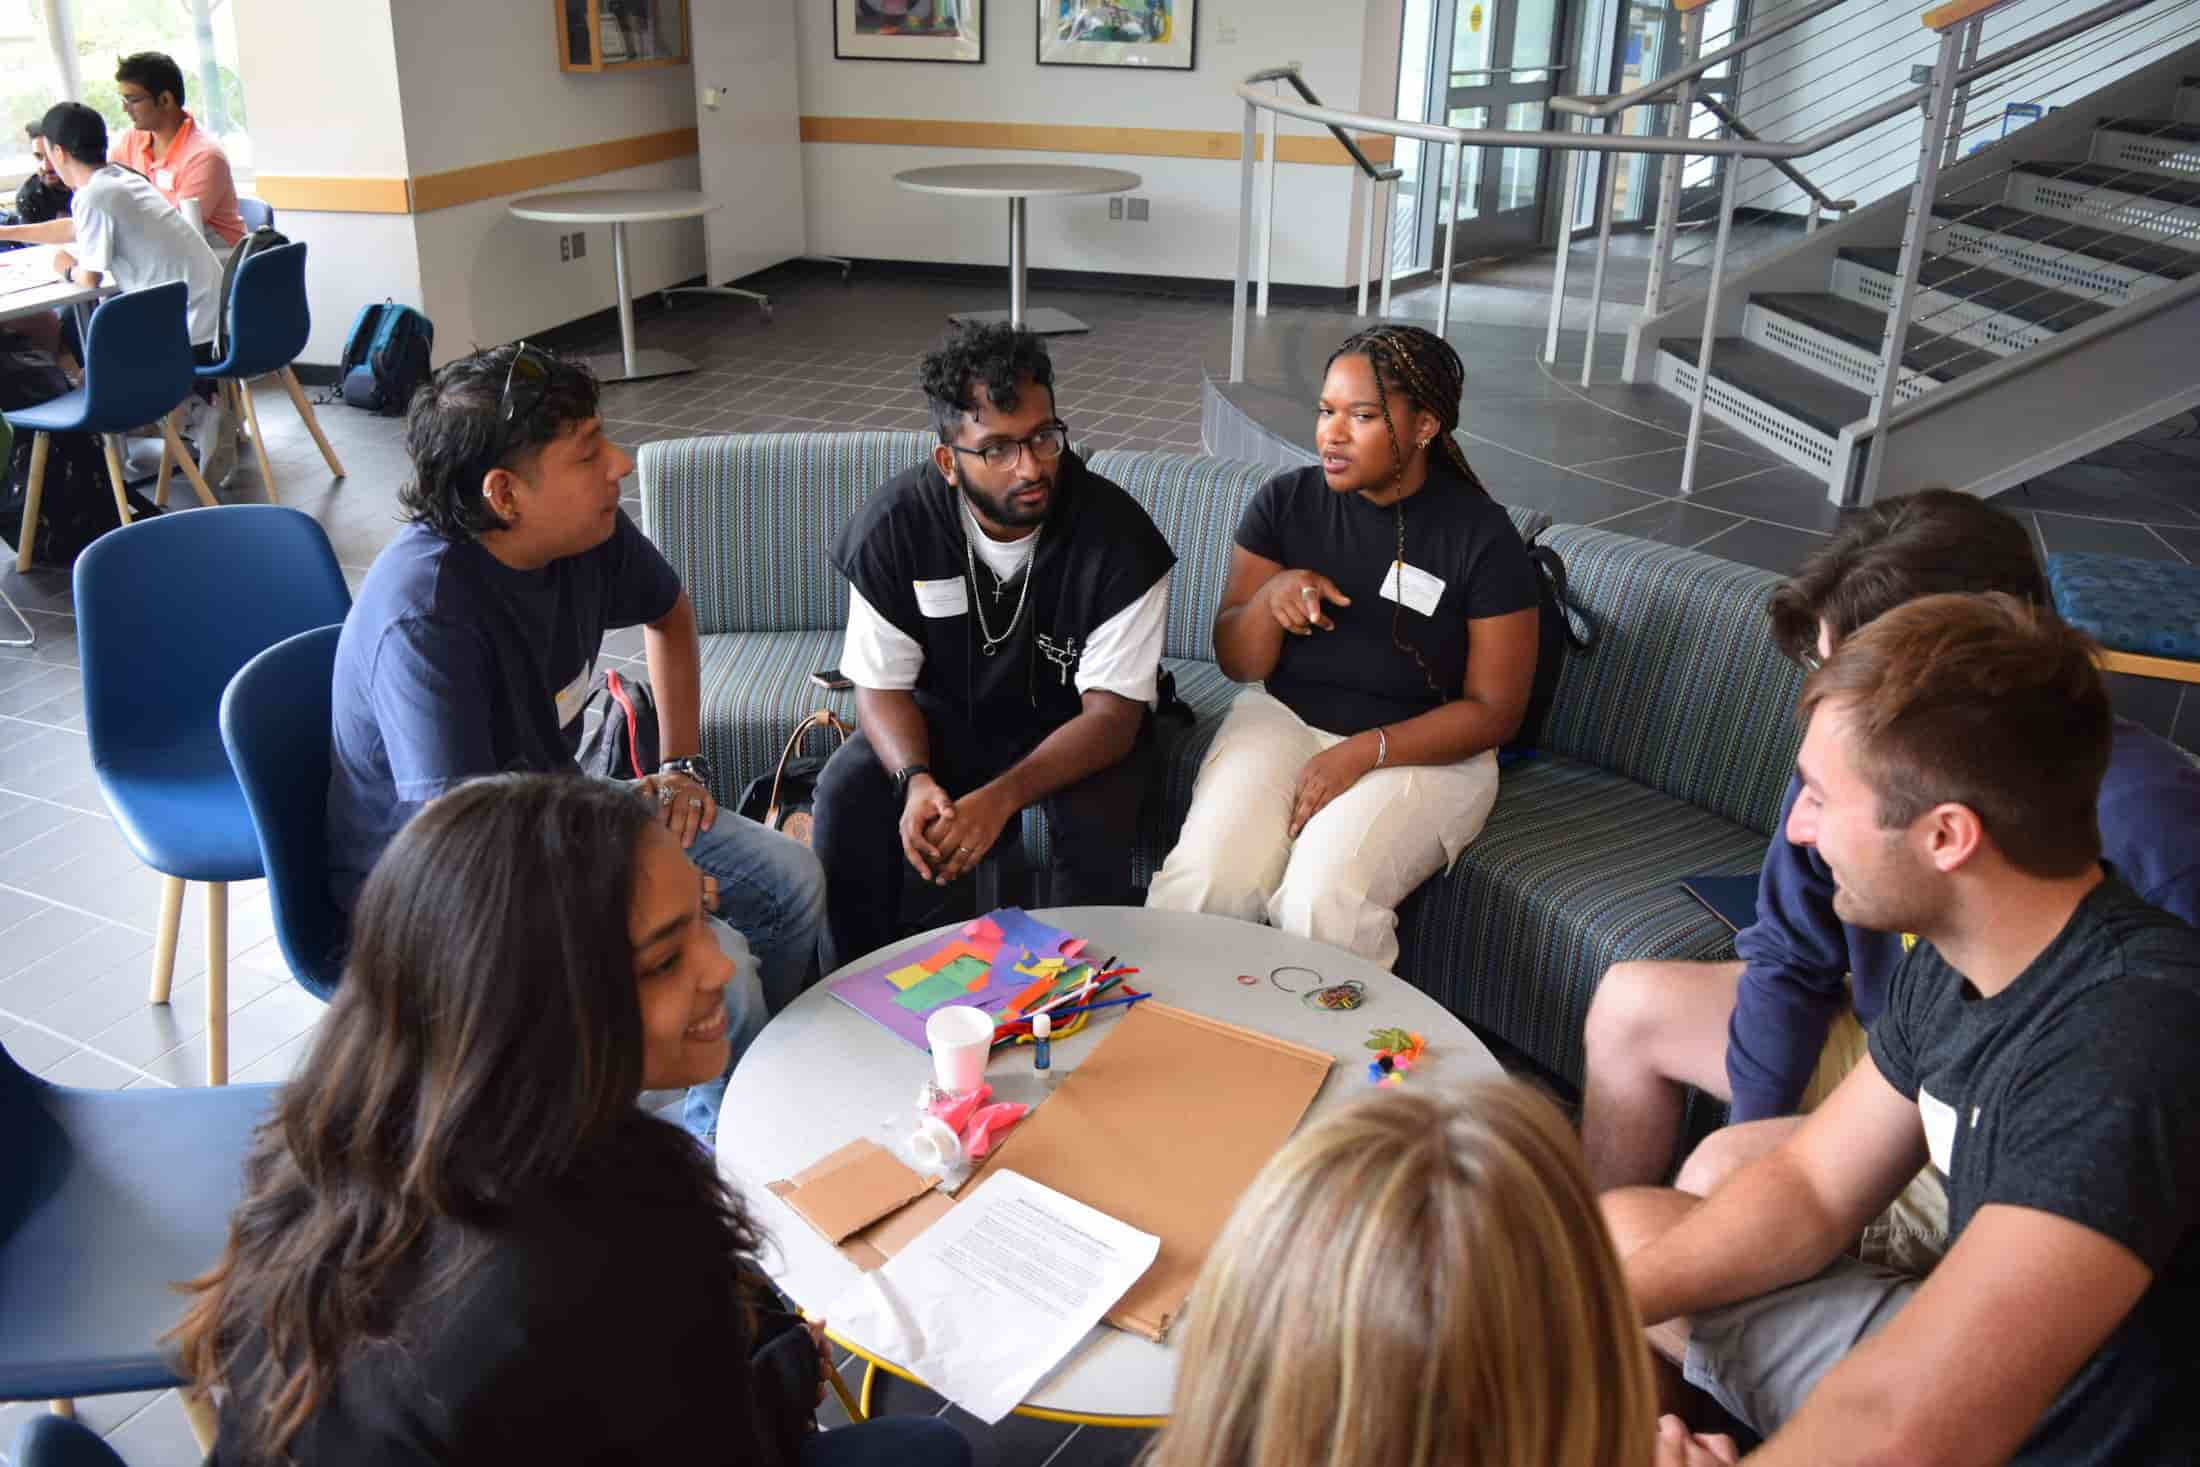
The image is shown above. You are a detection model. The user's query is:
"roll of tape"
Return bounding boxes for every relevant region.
[909,1114,964,1170]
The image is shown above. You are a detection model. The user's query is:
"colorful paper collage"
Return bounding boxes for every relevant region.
[827,908,1088,1051]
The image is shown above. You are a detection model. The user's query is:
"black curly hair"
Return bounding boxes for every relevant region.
[919,321,1057,443]
[398,343,601,541]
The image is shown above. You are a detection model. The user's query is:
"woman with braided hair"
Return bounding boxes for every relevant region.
[1147,324,1540,968]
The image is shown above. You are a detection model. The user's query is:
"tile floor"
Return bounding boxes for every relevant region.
[1,258,2193,1465]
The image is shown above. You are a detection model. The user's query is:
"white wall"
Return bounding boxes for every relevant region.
[794,0,1380,287]
[388,0,706,361]
[1731,0,2200,218]
[233,0,425,364]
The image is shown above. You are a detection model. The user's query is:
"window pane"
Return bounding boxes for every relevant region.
[72,0,252,177]
[0,4,67,177]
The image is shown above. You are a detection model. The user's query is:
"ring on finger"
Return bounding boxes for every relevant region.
[688,796,702,808]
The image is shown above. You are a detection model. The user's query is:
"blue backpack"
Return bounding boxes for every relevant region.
[338,300,433,416]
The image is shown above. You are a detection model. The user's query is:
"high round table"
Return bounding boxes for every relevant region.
[715,906,1501,1427]
[507,188,718,383]
[893,164,1142,335]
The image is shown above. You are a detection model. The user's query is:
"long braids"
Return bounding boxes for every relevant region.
[1324,325,1487,702]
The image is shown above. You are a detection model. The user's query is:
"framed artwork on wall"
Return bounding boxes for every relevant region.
[835,0,984,63]
[1037,0,1195,70]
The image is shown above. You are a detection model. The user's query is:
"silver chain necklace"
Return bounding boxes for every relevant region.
[964,513,1040,657]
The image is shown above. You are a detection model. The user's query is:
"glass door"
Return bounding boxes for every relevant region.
[1444,0,1567,257]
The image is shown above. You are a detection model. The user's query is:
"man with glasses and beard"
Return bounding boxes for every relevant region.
[811,322,1175,968]
[327,343,825,1140]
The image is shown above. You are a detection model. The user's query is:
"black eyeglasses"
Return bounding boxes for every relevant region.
[950,422,1069,473]
[491,341,556,465]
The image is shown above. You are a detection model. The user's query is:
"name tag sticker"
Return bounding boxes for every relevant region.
[553,662,594,730]
[1379,560,1447,618]
[1919,1087,1959,1177]
[155,168,176,192]
[914,577,969,619]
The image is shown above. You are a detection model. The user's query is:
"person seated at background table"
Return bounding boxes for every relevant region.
[1605,593,2200,1465]
[1579,490,2200,1245]
[11,121,71,226]
[327,343,825,1138]
[1146,1079,1738,1467]
[1145,324,1539,970]
[810,321,1175,971]
[112,50,245,250]
[172,775,973,1467]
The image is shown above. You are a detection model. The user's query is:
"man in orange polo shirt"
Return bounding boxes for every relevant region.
[113,52,243,249]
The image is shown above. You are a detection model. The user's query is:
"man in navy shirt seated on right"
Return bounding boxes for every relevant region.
[1580,489,2200,1251]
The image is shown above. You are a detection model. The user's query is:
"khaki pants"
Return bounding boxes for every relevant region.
[1146,688,1500,970]
[1798,1009,1950,1275]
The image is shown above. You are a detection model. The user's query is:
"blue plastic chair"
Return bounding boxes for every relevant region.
[0,1035,275,1448]
[195,242,345,502]
[236,195,273,233]
[221,626,348,1000]
[4,281,215,575]
[10,1415,130,1467]
[74,506,351,1084]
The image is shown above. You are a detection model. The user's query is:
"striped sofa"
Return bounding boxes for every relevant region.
[640,431,1804,1087]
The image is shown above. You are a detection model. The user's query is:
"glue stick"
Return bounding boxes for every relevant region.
[1033,1012,1052,1071]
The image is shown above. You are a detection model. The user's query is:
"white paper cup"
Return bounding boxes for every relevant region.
[179,196,205,236]
[925,1005,993,1093]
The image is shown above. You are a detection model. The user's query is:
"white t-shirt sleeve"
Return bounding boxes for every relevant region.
[70,179,114,274]
[842,586,924,691]
[1075,573,1171,706]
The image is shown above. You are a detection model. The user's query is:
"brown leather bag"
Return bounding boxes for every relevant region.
[735,710,851,845]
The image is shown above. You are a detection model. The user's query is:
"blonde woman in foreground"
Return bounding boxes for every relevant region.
[1144,1079,1738,1467]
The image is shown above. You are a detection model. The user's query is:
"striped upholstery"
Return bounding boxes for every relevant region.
[1534,525,1804,837]
[641,432,935,634]
[645,429,1801,1090]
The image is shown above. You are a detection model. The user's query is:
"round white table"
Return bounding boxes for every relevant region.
[507,188,720,383]
[716,906,1501,1427]
[893,165,1142,335]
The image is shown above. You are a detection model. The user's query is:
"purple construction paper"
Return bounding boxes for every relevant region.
[826,908,1086,1051]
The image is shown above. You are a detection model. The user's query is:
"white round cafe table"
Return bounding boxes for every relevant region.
[893,165,1142,335]
[507,188,718,383]
[716,905,1501,1428]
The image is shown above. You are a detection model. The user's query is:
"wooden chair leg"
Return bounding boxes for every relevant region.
[150,874,185,1003]
[207,880,229,1085]
[180,1386,219,1451]
[14,431,47,572]
[279,367,346,479]
[98,434,133,528]
[155,415,176,507]
[237,378,278,504]
[161,413,219,508]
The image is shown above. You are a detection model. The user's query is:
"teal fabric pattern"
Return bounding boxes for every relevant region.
[1395,756,1770,1086]
[1087,450,1275,662]
[1533,525,1803,838]
[693,628,853,798]
[2048,551,2200,661]
[639,432,935,636]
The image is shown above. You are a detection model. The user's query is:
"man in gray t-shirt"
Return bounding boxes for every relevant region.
[1604,592,2200,1467]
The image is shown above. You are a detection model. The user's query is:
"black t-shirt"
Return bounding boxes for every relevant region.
[1868,875,2200,1466]
[210,1178,795,1466]
[832,451,1175,758]
[11,172,69,226]
[327,515,681,908]
[1234,461,1539,736]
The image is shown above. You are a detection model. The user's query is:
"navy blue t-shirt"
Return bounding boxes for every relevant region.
[326,515,680,909]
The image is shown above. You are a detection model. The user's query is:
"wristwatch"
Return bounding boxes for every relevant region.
[893,763,932,803]
[660,755,715,789]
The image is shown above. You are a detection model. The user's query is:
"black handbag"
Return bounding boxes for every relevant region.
[576,668,659,781]
[736,710,850,846]
[1506,537,1597,755]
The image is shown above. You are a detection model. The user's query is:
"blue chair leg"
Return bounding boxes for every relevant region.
[10,1414,128,1467]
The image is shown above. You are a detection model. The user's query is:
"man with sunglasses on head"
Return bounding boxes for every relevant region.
[810,322,1175,969]
[327,343,826,1140]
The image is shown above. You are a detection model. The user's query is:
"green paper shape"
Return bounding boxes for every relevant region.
[891,954,995,1012]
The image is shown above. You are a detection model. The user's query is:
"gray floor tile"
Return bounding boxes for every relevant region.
[1575,442,1775,496]
[0,1018,79,1072]
[98,1390,208,1467]
[1587,500,1747,550]
[2034,511,2190,561]
[1697,518,1836,576]
[1686,466,1848,533]
[37,1046,139,1088]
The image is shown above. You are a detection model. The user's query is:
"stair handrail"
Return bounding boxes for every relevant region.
[1239,65,1407,323]
[1243,65,1401,181]
[1693,95,1859,216]
[1549,0,1860,119]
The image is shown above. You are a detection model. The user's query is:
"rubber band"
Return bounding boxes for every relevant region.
[1268,964,1322,995]
[1235,973,1260,986]
[1303,980,1366,1011]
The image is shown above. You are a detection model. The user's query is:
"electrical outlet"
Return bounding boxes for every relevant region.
[559,233,571,262]
[1108,197,1124,220]
[1127,196,1150,222]
[572,231,586,259]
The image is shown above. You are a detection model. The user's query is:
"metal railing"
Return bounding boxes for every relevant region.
[1242,67,1406,325]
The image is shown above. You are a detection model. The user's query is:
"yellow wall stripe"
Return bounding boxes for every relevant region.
[798,115,1396,167]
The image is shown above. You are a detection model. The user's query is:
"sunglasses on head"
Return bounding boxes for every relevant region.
[491,341,556,466]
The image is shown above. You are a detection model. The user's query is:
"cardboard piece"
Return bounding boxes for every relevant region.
[960,1001,1332,1341]
[768,1138,940,1246]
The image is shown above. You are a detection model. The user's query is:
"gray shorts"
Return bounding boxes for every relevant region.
[1683,1256,1919,1435]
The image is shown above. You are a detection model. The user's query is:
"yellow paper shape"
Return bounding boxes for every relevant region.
[885,962,931,991]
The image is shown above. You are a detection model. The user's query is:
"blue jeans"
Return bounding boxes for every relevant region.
[802,1417,972,1467]
[680,810,827,1139]
[10,1416,125,1467]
